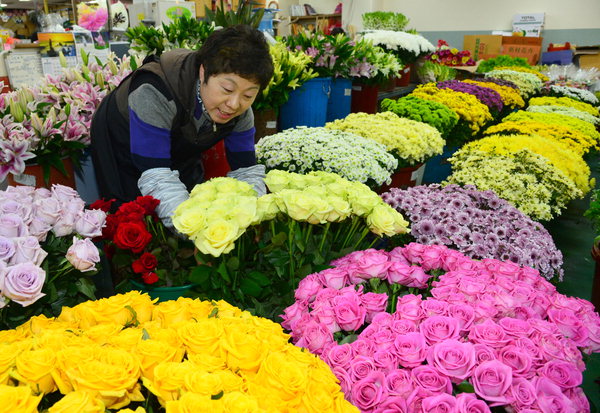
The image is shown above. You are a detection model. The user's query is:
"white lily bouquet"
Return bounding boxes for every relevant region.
[255,127,398,187]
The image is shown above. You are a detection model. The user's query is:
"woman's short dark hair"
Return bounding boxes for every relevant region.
[197,25,274,90]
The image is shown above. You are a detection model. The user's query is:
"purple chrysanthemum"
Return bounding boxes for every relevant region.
[437,80,504,114]
[382,184,564,280]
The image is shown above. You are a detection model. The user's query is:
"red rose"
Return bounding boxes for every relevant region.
[142,272,159,285]
[113,221,152,253]
[116,203,146,222]
[101,214,120,240]
[132,252,158,274]
[90,198,116,213]
[135,196,160,215]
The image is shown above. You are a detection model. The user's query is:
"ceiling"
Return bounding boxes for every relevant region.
[2,0,77,10]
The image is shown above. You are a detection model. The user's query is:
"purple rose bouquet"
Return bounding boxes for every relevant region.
[0,184,105,329]
[282,243,599,412]
[437,80,504,117]
[381,184,563,281]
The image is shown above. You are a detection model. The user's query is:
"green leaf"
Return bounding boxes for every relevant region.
[226,256,240,272]
[189,265,212,285]
[455,381,475,393]
[75,278,96,300]
[124,305,140,327]
[211,391,224,400]
[270,232,287,246]
[339,334,358,345]
[208,307,219,318]
[247,271,272,287]
[217,261,231,284]
[240,278,262,298]
[369,278,381,290]
[142,329,151,340]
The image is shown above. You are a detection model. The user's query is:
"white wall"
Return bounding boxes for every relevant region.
[342,0,600,32]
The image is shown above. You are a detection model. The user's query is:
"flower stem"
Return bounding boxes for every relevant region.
[318,222,331,255]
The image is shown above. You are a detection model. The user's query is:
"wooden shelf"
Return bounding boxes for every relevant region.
[290,13,341,22]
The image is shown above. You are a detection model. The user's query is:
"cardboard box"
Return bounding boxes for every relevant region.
[194,0,212,17]
[463,35,503,61]
[501,36,543,65]
[541,50,573,65]
[573,46,600,70]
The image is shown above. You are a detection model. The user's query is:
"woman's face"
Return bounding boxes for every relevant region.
[199,65,260,124]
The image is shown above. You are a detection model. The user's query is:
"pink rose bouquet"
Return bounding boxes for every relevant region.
[282,243,600,412]
[0,184,105,329]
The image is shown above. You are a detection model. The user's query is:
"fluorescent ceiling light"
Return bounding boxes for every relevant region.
[0,3,7,6]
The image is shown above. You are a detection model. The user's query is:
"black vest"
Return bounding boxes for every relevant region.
[113,49,239,189]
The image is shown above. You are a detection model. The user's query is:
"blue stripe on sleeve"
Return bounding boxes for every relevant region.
[130,108,172,158]
[224,127,256,152]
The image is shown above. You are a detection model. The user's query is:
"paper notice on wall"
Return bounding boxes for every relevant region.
[512,13,545,37]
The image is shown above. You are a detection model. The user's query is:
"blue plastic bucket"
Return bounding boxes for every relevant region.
[422,145,460,184]
[326,77,352,122]
[279,77,331,130]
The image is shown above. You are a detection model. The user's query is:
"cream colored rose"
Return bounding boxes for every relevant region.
[264,170,292,193]
[366,204,408,236]
[172,207,207,237]
[193,219,239,257]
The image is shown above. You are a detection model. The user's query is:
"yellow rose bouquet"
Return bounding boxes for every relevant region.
[325,112,445,168]
[172,170,410,319]
[0,292,357,412]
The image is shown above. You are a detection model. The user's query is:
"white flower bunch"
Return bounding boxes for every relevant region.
[549,85,599,105]
[485,69,543,98]
[527,105,600,125]
[255,127,398,186]
[361,30,435,57]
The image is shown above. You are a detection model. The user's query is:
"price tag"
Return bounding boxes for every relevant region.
[344,88,352,96]
[266,121,277,129]
[12,173,36,187]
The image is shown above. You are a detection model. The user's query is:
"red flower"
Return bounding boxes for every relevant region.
[135,196,160,216]
[132,252,158,274]
[90,198,116,213]
[142,272,159,284]
[113,221,152,253]
[103,243,116,260]
[116,203,146,223]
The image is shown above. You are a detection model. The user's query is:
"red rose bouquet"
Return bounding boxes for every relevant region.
[94,196,197,289]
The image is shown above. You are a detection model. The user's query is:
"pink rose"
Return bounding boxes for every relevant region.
[494,261,521,278]
[332,366,353,394]
[295,273,323,303]
[333,293,367,331]
[370,328,396,352]
[510,377,537,409]
[468,320,509,349]
[349,355,377,382]
[471,360,513,404]
[361,292,388,322]
[32,187,51,200]
[281,301,307,330]
[324,344,354,370]
[394,332,428,368]
[406,387,430,413]
[352,249,391,280]
[402,243,428,264]
[540,360,582,389]
[455,393,491,413]
[74,209,106,238]
[0,214,28,238]
[419,315,461,345]
[351,371,386,411]
[473,344,497,365]
[0,262,46,306]
[427,339,476,382]
[517,266,541,285]
[395,294,425,322]
[0,236,16,263]
[387,261,417,285]
[374,395,408,413]
[441,250,470,272]
[66,237,100,272]
[33,197,62,225]
[535,377,576,413]
[547,308,588,345]
[457,275,488,297]
[511,338,543,369]
[563,387,589,412]
[497,345,533,378]
[312,305,340,333]
[388,247,410,265]
[447,303,475,332]
[50,184,80,204]
[411,365,452,394]
[371,311,394,327]
[319,267,349,290]
[373,350,397,373]
[421,299,449,317]
[498,317,533,338]
[534,278,556,295]
[295,319,333,354]
[390,319,418,335]
[9,236,47,266]
[419,245,447,271]
[385,369,413,398]
[352,338,377,356]
[422,393,457,413]
[52,211,78,237]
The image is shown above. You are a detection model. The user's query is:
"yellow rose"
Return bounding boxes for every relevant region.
[189,181,218,200]
[333,394,359,412]
[213,370,245,392]
[177,319,223,357]
[142,361,195,405]
[187,353,227,372]
[16,314,65,336]
[264,170,292,193]
[139,323,181,348]
[47,390,105,413]
[108,328,144,352]
[215,300,247,318]
[136,339,185,380]
[249,351,306,405]
[0,328,29,344]
[246,318,289,352]
[255,193,280,222]
[54,346,141,409]
[11,348,57,394]
[183,370,223,395]
[185,299,214,320]
[226,196,259,227]
[324,181,351,198]
[193,219,239,257]
[31,330,92,353]
[0,341,30,385]
[0,384,41,413]
[278,190,315,222]
[165,392,223,413]
[221,323,267,374]
[172,207,207,237]
[366,204,408,236]
[210,177,254,195]
[83,323,124,345]
[347,184,383,216]
[116,407,147,413]
[74,292,154,328]
[152,298,191,326]
[325,195,352,222]
[222,391,262,413]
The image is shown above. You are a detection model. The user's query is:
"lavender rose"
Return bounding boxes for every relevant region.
[9,236,48,266]
[74,209,106,238]
[66,237,100,272]
[0,213,28,238]
[0,236,16,262]
[0,262,46,306]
